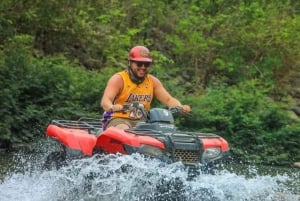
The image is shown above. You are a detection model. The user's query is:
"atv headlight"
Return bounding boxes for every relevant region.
[138,144,163,157]
[203,148,221,159]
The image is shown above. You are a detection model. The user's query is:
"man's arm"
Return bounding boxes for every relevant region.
[100,74,123,112]
[151,75,191,112]
[151,75,182,107]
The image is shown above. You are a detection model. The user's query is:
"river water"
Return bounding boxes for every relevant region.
[0,144,299,201]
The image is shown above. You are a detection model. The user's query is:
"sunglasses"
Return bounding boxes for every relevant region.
[133,61,151,68]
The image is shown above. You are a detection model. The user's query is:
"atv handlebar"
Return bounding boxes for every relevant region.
[113,103,191,123]
[121,103,191,115]
[122,102,141,111]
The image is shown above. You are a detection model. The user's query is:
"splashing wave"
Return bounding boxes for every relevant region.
[0,153,299,201]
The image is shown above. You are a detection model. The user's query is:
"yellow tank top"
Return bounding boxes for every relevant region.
[111,70,153,119]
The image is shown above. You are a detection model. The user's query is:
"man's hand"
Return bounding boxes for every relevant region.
[109,104,123,112]
[182,105,191,113]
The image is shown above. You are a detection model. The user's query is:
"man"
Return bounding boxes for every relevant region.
[101,45,191,130]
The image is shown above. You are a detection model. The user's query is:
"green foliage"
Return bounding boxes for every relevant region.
[183,80,299,164]
[0,35,105,149]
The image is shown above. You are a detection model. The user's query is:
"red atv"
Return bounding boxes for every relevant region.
[44,103,230,172]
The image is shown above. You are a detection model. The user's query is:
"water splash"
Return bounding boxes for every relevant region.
[0,152,299,201]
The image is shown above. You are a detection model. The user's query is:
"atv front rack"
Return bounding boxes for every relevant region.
[51,117,103,134]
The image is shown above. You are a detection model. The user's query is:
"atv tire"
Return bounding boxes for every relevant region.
[44,151,66,170]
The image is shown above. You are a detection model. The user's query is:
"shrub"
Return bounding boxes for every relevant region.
[0,35,106,149]
[182,80,298,164]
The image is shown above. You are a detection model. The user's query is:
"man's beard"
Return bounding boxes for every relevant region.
[128,67,146,85]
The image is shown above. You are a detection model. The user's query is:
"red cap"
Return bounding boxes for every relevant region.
[129,46,152,62]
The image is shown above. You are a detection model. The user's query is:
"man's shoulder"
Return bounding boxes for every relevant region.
[117,70,128,76]
[148,74,158,80]
[147,74,156,79]
[147,74,161,86]
[109,72,124,83]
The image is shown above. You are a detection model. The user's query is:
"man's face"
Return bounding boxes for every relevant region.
[130,61,151,78]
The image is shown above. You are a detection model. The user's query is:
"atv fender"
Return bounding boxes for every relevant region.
[95,127,165,154]
[46,125,97,155]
